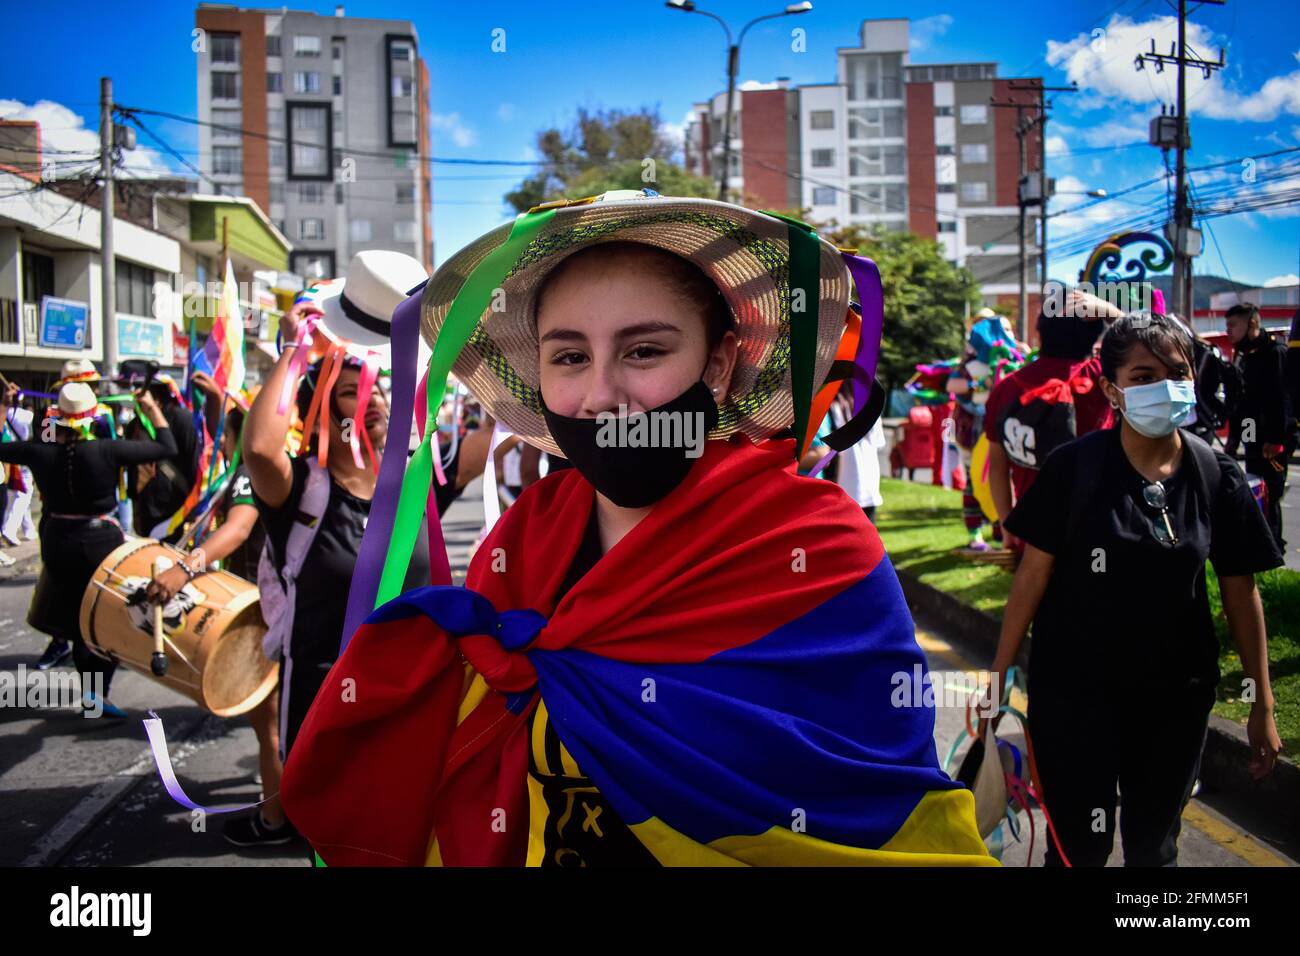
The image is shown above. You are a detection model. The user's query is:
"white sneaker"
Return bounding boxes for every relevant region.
[0,552,15,567]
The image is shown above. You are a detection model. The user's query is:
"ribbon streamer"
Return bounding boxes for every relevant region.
[143,712,269,815]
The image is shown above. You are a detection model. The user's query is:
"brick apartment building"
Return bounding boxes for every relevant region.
[685,18,1044,313]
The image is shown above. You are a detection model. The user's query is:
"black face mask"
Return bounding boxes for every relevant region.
[540,379,720,508]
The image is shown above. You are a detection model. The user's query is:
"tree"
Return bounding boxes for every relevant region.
[505,106,715,213]
[820,222,981,392]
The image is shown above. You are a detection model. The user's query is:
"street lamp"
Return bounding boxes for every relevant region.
[667,1,813,202]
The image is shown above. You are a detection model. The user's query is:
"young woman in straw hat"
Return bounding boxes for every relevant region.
[0,381,175,717]
[281,190,995,867]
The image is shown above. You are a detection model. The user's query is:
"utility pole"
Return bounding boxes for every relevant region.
[1010,79,1076,295]
[990,94,1037,342]
[100,76,117,378]
[1136,0,1225,320]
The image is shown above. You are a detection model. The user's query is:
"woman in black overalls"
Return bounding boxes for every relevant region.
[989,312,1283,866]
[0,381,176,717]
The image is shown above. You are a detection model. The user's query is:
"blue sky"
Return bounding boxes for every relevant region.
[3,0,1298,289]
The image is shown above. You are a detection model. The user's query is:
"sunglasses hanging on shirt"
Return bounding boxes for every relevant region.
[1140,480,1179,546]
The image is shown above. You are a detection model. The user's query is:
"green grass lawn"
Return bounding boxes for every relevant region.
[875,477,1300,753]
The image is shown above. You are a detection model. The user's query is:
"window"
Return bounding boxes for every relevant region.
[266,72,283,93]
[269,181,284,203]
[211,33,239,64]
[937,182,956,193]
[266,108,283,132]
[812,186,837,206]
[269,143,285,168]
[809,110,834,130]
[391,41,413,61]
[391,112,417,143]
[298,182,325,203]
[292,251,334,280]
[394,221,418,242]
[211,109,242,139]
[936,144,955,155]
[960,104,988,125]
[850,185,882,215]
[332,75,342,96]
[265,35,281,57]
[213,146,242,175]
[392,76,413,98]
[332,42,343,61]
[293,35,321,57]
[293,71,320,94]
[811,148,835,168]
[335,183,344,204]
[395,182,415,204]
[960,143,989,164]
[847,106,903,140]
[287,103,330,178]
[350,220,372,242]
[115,261,154,317]
[937,221,958,233]
[273,219,286,236]
[934,105,954,117]
[961,181,989,202]
[211,72,239,100]
[298,218,325,240]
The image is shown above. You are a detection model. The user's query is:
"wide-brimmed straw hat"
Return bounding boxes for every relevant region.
[419,189,851,455]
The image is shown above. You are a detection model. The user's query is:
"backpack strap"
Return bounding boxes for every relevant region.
[1180,428,1222,512]
[260,459,332,660]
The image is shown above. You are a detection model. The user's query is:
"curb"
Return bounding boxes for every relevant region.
[894,567,1300,850]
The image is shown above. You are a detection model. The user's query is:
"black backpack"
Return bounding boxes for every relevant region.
[996,378,1086,470]
[1191,338,1242,435]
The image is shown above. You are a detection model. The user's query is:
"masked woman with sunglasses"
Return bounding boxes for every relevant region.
[989,311,1283,867]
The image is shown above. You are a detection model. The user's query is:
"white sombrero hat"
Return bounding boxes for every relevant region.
[54,381,99,428]
[57,358,100,387]
[419,189,852,456]
[301,250,430,366]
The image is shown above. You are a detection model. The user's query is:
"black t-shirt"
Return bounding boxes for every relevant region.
[219,463,265,582]
[256,457,432,664]
[1005,429,1283,696]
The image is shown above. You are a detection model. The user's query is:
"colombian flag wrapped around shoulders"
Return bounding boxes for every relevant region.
[281,434,995,866]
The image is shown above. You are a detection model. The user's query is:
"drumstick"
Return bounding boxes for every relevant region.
[151,557,169,677]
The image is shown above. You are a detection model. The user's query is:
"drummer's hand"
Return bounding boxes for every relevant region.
[2,382,17,407]
[145,565,189,605]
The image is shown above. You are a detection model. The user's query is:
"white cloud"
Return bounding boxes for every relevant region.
[496,103,516,122]
[737,80,781,92]
[1264,274,1299,287]
[1045,134,1069,156]
[428,112,477,148]
[1046,15,1300,122]
[0,98,177,178]
[910,14,953,52]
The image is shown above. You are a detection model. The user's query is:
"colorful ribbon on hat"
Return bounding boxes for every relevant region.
[371,207,558,615]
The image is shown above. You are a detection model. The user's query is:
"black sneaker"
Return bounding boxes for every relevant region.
[222,812,297,847]
[36,640,72,671]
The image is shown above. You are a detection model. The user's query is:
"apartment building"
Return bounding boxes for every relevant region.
[195,3,433,280]
[685,18,1043,311]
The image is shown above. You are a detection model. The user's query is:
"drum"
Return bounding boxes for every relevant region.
[79,538,277,717]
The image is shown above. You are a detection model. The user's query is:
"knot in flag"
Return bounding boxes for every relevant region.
[367,587,545,696]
